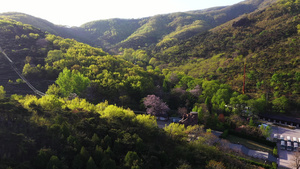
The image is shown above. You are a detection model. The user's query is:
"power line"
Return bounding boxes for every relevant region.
[0,46,45,96]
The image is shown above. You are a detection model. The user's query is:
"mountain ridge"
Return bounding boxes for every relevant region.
[0,0,277,53]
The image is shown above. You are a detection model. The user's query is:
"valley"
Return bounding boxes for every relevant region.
[0,0,299,168]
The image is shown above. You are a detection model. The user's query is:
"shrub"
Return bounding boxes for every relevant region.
[228,129,276,147]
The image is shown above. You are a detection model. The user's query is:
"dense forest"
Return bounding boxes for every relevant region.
[0,0,299,168]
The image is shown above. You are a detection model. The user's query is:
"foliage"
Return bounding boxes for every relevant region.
[37,95,63,111]
[249,117,255,127]
[55,68,90,97]
[143,95,170,116]
[133,114,158,129]
[164,123,187,140]
[206,160,226,169]
[260,125,272,139]
[273,147,278,156]
[124,151,140,168]
[272,96,289,113]
[0,86,6,99]
[99,105,135,120]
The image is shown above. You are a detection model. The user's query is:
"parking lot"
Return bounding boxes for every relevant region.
[271,125,300,168]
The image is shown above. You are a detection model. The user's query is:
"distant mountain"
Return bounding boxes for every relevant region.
[81,0,277,52]
[0,12,90,44]
[0,0,277,53]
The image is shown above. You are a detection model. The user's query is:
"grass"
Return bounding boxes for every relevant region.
[226,135,274,153]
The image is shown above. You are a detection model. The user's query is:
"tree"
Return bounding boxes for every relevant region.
[86,157,98,169]
[46,84,61,96]
[37,95,63,111]
[206,160,226,169]
[143,95,170,116]
[0,86,5,99]
[124,151,140,167]
[273,147,278,156]
[247,95,267,114]
[260,125,272,139]
[290,151,300,169]
[101,158,116,169]
[134,114,157,129]
[272,96,289,113]
[34,148,52,169]
[164,123,186,139]
[202,80,220,99]
[80,146,90,163]
[91,133,100,145]
[249,117,255,126]
[55,68,90,97]
[47,155,61,169]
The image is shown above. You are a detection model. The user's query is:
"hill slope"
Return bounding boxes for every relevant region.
[151,0,300,110]
[82,0,277,52]
[0,12,90,44]
[0,0,277,53]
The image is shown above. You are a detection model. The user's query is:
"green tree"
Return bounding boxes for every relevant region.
[273,147,278,156]
[202,80,220,99]
[101,158,116,169]
[46,155,61,169]
[295,72,300,82]
[211,88,231,111]
[34,149,52,169]
[91,133,100,145]
[72,154,84,169]
[0,86,5,99]
[93,145,104,166]
[86,157,98,169]
[272,96,289,113]
[260,125,272,139]
[80,146,90,163]
[164,123,187,140]
[247,95,267,114]
[249,117,255,126]
[46,84,61,96]
[55,68,90,97]
[124,151,140,167]
[37,95,63,111]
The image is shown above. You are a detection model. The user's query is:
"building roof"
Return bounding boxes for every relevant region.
[259,114,300,124]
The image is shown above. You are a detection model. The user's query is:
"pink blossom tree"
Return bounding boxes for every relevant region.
[143,95,170,116]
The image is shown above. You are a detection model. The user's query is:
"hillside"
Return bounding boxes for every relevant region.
[0,1,299,167]
[0,0,277,53]
[0,17,49,95]
[82,0,277,52]
[0,12,90,45]
[151,0,300,112]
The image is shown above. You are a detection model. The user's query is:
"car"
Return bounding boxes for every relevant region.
[281,140,286,150]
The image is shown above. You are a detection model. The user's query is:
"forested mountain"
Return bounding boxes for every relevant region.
[1,0,277,53]
[0,15,269,169]
[0,0,299,168]
[0,12,90,44]
[0,0,298,113]
[82,0,277,52]
[150,0,300,112]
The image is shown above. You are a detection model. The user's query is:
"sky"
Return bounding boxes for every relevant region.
[0,0,244,27]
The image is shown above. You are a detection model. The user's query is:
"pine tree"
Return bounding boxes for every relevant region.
[86,157,98,169]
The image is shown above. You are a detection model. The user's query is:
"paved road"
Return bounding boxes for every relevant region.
[157,120,170,128]
[228,142,277,163]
